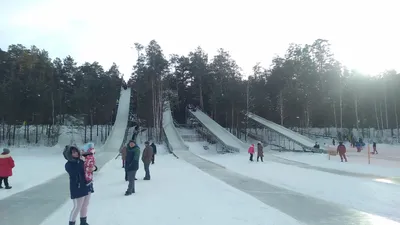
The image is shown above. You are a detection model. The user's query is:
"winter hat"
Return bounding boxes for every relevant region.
[2,148,10,154]
[82,142,95,154]
[145,141,150,145]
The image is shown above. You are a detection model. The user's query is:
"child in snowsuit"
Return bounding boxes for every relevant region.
[81,143,97,185]
[337,142,348,162]
[0,148,15,189]
[257,142,264,162]
[248,144,255,161]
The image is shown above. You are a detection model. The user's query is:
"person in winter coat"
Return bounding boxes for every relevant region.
[257,142,264,162]
[120,145,128,181]
[355,142,362,152]
[124,140,140,196]
[81,143,97,185]
[142,141,154,180]
[372,142,378,154]
[0,148,15,189]
[248,144,255,161]
[150,142,157,164]
[131,126,139,142]
[337,142,348,162]
[64,145,92,225]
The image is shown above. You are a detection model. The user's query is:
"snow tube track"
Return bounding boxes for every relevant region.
[163,102,188,152]
[189,109,248,152]
[246,112,325,151]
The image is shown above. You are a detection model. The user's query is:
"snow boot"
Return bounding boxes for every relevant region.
[0,186,3,189]
[5,186,12,189]
[80,217,89,225]
[69,222,75,225]
[125,191,132,196]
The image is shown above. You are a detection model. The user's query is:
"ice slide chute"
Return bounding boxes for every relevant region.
[162,101,189,152]
[99,88,131,152]
[188,109,248,152]
[246,112,326,152]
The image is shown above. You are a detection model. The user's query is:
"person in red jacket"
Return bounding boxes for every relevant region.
[0,148,15,189]
[337,142,348,162]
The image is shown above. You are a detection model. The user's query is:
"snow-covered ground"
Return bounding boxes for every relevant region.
[0,146,65,200]
[41,149,304,225]
[273,151,400,177]
[187,142,400,223]
[238,129,400,177]
[0,128,109,200]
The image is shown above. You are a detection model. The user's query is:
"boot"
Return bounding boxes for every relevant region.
[80,217,89,225]
[0,186,3,189]
[69,222,75,225]
[125,191,132,196]
[5,186,12,189]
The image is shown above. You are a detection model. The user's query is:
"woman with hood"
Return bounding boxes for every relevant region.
[63,145,92,225]
[248,144,255,161]
[0,148,15,189]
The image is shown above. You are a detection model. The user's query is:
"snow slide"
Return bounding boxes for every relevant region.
[189,109,248,152]
[162,102,188,152]
[247,112,324,151]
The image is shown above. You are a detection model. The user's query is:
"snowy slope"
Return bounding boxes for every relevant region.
[247,112,320,150]
[189,109,248,151]
[162,102,188,151]
[41,152,304,225]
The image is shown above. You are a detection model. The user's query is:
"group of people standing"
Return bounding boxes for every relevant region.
[64,143,97,225]
[248,142,264,162]
[119,140,157,196]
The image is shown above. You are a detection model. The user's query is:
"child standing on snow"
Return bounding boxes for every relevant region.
[248,144,255,161]
[81,143,97,185]
[0,148,15,189]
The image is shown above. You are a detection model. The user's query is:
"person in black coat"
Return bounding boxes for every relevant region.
[64,145,93,225]
[150,142,157,164]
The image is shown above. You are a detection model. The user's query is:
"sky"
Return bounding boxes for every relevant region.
[1,0,399,80]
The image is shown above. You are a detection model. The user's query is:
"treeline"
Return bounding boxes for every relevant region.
[0,44,123,144]
[130,39,400,139]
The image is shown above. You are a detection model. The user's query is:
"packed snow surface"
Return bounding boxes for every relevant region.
[187,142,400,223]
[41,152,304,225]
[273,151,400,177]
[0,146,65,200]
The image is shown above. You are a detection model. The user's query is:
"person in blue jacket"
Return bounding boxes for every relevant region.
[124,140,140,196]
[63,145,93,225]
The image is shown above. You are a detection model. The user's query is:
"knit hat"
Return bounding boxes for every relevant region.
[2,148,10,154]
[145,141,150,145]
